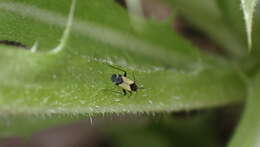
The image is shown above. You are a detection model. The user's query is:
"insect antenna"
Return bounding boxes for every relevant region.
[132,72,136,82]
[107,64,127,75]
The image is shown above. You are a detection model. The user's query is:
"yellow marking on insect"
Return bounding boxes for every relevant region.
[118,77,134,91]
[119,83,132,91]
[122,76,134,85]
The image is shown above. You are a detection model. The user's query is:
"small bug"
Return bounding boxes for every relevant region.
[109,65,139,96]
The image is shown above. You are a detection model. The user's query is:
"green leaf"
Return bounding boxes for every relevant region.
[0,0,245,120]
[228,72,260,147]
[168,0,248,57]
[240,0,259,50]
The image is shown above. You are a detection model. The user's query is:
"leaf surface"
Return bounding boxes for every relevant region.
[229,71,260,147]
[0,0,245,129]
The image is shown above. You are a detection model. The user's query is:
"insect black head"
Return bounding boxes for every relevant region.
[111,74,117,82]
[130,83,138,91]
[111,74,123,85]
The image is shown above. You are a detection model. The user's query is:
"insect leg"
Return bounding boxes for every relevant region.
[128,91,132,97]
[101,88,123,95]
[122,89,127,95]
[111,90,123,95]
[132,72,136,82]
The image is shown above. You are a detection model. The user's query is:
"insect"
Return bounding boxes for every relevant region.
[109,65,139,96]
